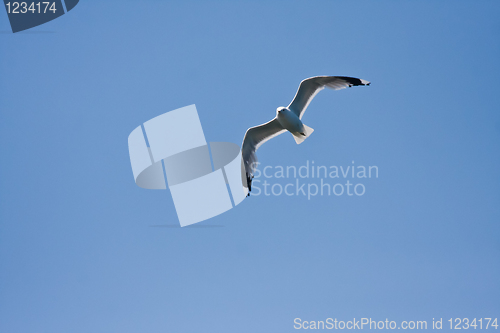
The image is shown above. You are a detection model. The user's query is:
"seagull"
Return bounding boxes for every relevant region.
[241,76,370,193]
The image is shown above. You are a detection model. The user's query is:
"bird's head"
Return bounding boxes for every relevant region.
[276,107,286,115]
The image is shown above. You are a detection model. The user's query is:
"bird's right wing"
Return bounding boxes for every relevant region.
[288,76,370,119]
[241,118,285,186]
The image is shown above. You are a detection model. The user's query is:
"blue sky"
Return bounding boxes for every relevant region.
[1,1,499,332]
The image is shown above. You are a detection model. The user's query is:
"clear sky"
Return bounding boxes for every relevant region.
[1,1,499,332]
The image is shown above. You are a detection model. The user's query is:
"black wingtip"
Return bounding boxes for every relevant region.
[246,173,252,192]
[338,76,370,87]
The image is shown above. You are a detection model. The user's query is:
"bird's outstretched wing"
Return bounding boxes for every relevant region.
[288,76,370,119]
[241,118,285,190]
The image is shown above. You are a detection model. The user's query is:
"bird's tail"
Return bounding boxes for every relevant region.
[292,124,314,144]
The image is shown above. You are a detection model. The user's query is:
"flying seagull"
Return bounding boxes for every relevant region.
[241,75,370,193]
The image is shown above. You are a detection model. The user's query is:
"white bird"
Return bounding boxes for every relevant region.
[241,75,370,193]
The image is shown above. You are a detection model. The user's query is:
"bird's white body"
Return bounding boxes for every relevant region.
[276,107,304,135]
[276,107,314,144]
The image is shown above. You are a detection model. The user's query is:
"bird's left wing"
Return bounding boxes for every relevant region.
[241,118,285,188]
[288,76,370,119]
